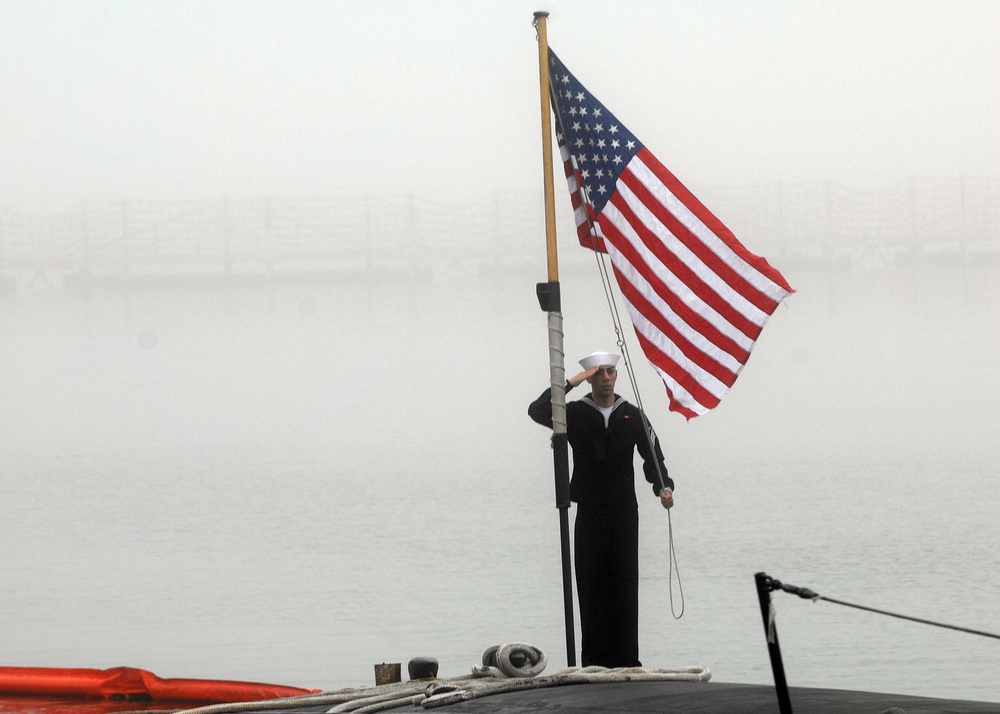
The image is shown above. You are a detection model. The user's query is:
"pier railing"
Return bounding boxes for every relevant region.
[0,193,543,282]
[2,178,998,287]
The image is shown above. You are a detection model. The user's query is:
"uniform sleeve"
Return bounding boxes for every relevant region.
[527,388,554,427]
[527,382,576,428]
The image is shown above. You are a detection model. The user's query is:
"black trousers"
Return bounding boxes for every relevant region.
[574,503,641,668]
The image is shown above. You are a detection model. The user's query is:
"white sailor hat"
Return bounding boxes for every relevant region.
[579,351,620,370]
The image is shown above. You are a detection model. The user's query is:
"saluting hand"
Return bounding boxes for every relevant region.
[568,367,598,387]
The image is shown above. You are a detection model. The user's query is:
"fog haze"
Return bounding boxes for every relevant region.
[3,1,1000,213]
[2,0,1000,702]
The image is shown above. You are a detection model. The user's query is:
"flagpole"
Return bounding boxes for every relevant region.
[532,9,576,668]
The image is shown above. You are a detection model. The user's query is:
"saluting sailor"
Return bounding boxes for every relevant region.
[528,351,673,668]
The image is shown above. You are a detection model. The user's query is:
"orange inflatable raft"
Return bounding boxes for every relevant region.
[0,666,318,703]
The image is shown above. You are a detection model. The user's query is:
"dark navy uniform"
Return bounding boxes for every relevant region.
[529,382,672,667]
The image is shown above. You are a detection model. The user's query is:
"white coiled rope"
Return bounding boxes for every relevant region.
[422,660,711,709]
[473,642,547,678]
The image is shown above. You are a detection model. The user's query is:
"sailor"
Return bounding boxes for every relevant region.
[528,351,673,668]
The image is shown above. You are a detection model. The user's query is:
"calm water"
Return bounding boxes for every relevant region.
[1,260,999,704]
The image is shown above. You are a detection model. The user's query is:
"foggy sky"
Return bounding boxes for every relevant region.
[2,0,999,214]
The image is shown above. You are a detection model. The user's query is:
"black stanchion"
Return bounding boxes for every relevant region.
[754,572,793,714]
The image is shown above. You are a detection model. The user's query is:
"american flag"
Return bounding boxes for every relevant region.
[548,49,793,420]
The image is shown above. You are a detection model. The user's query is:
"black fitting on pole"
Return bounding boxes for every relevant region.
[536,281,561,312]
[754,572,793,714]
[771,578,820,601]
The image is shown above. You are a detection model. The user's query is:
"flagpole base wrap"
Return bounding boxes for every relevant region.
[545,309,567,436]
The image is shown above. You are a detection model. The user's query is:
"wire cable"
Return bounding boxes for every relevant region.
[767,576,1000,641]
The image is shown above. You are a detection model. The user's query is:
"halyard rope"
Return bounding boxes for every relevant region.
[591,247,685,619]
[153,644,710,714]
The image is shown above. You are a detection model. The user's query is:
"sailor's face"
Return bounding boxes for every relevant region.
[588,366,617,395]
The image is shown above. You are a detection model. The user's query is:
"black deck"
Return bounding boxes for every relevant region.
[434,681,1000,713]
[254,681,1000,714]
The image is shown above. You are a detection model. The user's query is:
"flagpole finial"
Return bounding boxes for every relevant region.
[534,10,550,19]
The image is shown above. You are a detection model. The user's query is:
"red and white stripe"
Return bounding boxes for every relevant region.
[562,145,793,419]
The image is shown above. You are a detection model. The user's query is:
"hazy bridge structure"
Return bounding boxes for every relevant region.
[2,178,998,292]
